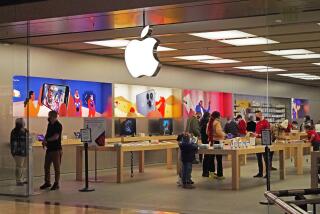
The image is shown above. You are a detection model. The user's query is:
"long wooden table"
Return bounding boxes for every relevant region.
[198,145,286,190]
[275,142,312,175]
[76,142,179,183]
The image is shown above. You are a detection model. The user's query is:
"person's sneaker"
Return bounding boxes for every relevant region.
[16,182,24,186]
[202,173,209,177]
[182,184,195,189]
[216,176,225,180]
[253,173,263,178]
[188,180,194,185]
[209,172,218,179]
[271,167,277,171]
[50,183,59,191]
[192,160,200,164]
[40,183,51,190]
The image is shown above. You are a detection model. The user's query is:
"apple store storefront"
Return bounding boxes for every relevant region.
[1,1,320,213]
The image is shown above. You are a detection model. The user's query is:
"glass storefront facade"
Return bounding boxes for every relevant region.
[0,3,319,213]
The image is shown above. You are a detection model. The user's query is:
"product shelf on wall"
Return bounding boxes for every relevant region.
[233,101,287,124]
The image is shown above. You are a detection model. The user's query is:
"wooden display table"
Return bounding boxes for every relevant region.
[275,142,312,175]
[198,145,286,190]
[76,142,179,183]
[33,139,82,147]
[121,135,177,143]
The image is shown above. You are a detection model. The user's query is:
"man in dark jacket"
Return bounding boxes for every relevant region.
[179,133,198,189]
[224,117,239,137]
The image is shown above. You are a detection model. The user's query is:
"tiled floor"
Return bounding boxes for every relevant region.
[0,199,180,214]
[0,157,317,214]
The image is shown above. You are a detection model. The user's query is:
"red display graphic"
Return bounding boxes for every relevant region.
[183,89,233,118]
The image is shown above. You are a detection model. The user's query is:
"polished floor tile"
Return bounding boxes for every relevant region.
[0,199,180,214]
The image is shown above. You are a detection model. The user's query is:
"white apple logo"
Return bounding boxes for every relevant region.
[125,25,161,78]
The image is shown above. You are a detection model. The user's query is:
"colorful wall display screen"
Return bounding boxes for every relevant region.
[183,89,233,118]
[114,84,182,118]
[292,98,310,119]
[13,76,112,118]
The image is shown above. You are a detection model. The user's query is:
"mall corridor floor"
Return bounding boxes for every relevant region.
[0,159,317,214]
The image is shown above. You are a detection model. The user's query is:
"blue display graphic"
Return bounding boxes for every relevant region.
[13,76,112,118]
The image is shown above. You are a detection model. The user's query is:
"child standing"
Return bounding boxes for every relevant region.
[178,133,198,189]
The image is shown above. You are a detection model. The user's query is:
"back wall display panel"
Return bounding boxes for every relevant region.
[114,84,182,118]
[292,98,310,120]
[13,76,112,118]
[183,89,233,118]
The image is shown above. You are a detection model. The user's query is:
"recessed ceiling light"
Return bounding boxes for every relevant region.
[283,54,320,59]
[120,46,175,51]
[264,49,313,56]
[235,66,285,72]
[156,46,176,51]
[190,30,255,40]
[175,55,220,61]
[235,66,269,70]
[278,73,320,80]
[254,68,286,72]
[85,39,130,47]
[200,59,240,64]
[312,63,320,66]
[219,37,279,46]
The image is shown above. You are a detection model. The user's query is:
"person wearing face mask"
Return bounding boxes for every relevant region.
[40,110,63,191]
[224,116,239,137]
[253,111,276,178]
[292,121,299,131]
[10,118,28,186]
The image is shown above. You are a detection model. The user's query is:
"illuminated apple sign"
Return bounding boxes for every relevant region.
[125,26,161,78]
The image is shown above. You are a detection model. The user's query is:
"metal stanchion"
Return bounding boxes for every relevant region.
[79,142,95,192]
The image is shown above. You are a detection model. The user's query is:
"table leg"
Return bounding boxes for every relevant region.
[231,151,240,190]
[76,146,83,181]
[296,145,304,175]
[240,155,246,166]
[139,151,145,173]
[311,152,319,189]
[167,148,173,169]
[279,149,286,180]
[117,147,124,183]
[294,148,298,167]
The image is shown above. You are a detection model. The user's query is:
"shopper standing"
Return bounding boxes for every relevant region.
[300,115,313,132]
[186,112,201,138]
[236,115,247,137]
[186,112,201,163]
[40,110,63,191]
[207,111,226,179]
[246,116,256,133]
[10,118,28,186]
[179,133,198,189]
[200,112,211,177]
[253,110,275,178]
[224,117,239,137]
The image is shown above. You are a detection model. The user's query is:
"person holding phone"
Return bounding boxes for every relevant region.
[40,110,63,191]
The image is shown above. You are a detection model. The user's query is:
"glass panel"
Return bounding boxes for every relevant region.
[0,21,29,196]
[266,0,320,213]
